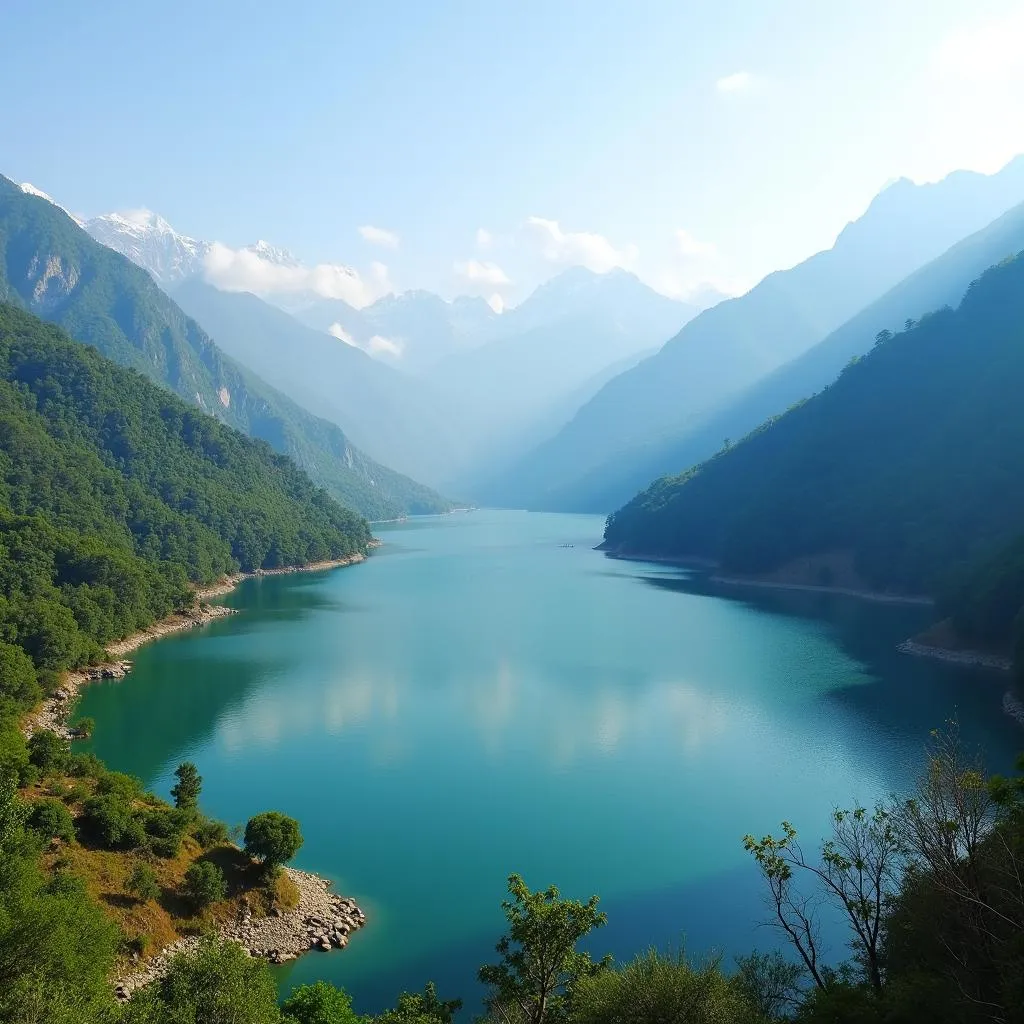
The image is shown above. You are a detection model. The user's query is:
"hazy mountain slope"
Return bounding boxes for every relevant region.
[0,174,447,519]
[536,195,1024,512]
[171,278,469,484]
[603,252,1024,594]
[493,158,1024,509]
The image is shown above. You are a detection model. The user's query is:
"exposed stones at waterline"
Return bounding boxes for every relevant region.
[22,604,236,739]
[115,869,366,1000]
[897,638,1012,671]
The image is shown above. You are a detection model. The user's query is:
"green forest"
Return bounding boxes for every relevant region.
[0,302,373,770]
[604,252,1024,668]
[0,176,450,521]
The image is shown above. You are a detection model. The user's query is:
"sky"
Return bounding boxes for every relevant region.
[3,0,1024,310]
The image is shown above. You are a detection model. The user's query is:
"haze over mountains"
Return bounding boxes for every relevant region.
[15,156,1024,532]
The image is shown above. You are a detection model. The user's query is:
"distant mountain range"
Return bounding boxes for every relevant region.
[486,157,1024,511]
[0,175,448,520]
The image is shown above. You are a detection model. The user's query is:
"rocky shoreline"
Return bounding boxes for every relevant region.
[22,604,236,739]
[115,868,367,1000]
[22,552,374,740]
[896,639,1013,671]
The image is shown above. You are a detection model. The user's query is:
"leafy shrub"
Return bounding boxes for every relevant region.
[126,862,161,903]
[80,794,145,850]
[182,860,227,909]
[95,770,143,801]
[28,798,75,843]
[27,730,70,775]
[143,807,189,858]
[67,752,105,779]
[193,817,229,849]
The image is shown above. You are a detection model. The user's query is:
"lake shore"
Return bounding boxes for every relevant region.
[116,868,367,1001]
[896,638,1012,671]
[22,551,371,739]
[600,549,933,605]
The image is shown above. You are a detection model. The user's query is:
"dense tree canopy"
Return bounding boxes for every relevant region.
[605,252,1024,658]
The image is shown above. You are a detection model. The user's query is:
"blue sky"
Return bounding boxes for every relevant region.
[3,0,1023,308]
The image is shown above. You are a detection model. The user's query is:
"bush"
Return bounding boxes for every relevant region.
[28,798,75,843]
[120,937,279,1024]
[0,640,40,706]
[143,807,189,858]
[71,717,95,739]
[193,817,230,849]
[244,811,303,871]
[80,794,145,850]
[126,862,161,903]
[27,730,70,775]
[67,751,105,779]
[183,860,227,909]
[281,981,360,1024]
[95,770,143,801]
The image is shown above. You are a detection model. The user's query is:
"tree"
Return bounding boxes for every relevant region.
[182,860,227,908]
[71,717,95,739]
[0,641,39,705]
[734,950,805,1020]
[281,980,362,1024]
[478,874,610,1024]
[27,729,70,776]
[28,799,75,844]
[127,862,161,903]
[244,811,303,871]
[121,937,279,1024]
[744,802,900,994]
[170,761,202,812]
[374,983,463,1024]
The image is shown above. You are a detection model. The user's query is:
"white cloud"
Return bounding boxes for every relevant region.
[328,323,355,345]
[476,227,493,249]
[454,259,511,286]
[716,71,756,93]
[675,228,717,259]
[358,224,400,249]
[523,216,639,273]
[203,243,393,308]
[367,335,403,358]
[328,322,403,359]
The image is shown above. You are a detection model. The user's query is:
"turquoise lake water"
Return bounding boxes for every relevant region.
[75,510,1023,1011]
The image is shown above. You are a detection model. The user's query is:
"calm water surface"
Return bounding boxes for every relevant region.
[77,511,1022,1010]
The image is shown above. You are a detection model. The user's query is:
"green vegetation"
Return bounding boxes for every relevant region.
[244,811,304,872]
[605,251,1024,664]
[126,862,161,903]
[0,175,450,520]
[182,860,227,908]
[0,302,371,736]
[170,762,202,813]
[479,874,610,1024]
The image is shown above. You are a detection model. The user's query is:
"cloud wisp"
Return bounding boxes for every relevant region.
[358,224,400,248]
[523,216,639,273]
[715,71,757,93]
[203,244,393,308]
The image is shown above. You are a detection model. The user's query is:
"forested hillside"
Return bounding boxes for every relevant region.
[493,160,1024,511]
[541,196,1024,514]
[604,252,1024,624]
[0,302,371,723]
[0,176,448,520]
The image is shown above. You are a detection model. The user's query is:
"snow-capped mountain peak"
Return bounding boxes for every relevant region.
[85,209,210,284]
[245,239,300,267]
[19,182,84,225]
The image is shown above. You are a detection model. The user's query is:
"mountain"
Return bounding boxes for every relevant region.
[603,250,1024,599]
[490,157,1024,510]
[285,288,499,370]
[0,301,372,681]
[84,209,211,284]
[0,174,448,519]
[171,278,470,484]
[436,267,694,485]
[533,194,1024,513]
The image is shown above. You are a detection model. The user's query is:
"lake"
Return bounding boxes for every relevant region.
[76,510,1023,1011]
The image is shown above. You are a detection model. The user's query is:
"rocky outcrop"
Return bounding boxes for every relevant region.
[115,868,366,1000]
